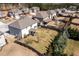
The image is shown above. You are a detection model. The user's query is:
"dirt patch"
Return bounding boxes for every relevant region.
[0,34,38,56]
[0,43,38,56]
[73,48,79,56]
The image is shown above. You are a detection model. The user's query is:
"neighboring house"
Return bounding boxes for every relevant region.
[0,21,9,33]
[14,8,30,19]
[14,13,20,20]
[14,9,23,15]
[47,10,57,19]
[7,9,15,18]
[55,9,62,14]
[35,11,49,21]
[7,9,21,20]
[21,7,29,14]
[61,8,68,13]
[65,10,76,14]
[9,16,38,39]
[69,6,77,11]
[13,9,23,19]
[61,9,66,13]
[33,11,51,26]
[30,7,40,16]
[0,32,6,48]
[0,11,3,18]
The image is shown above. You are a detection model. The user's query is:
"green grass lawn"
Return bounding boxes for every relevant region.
[64,39,79,56]
[24,28,58,54]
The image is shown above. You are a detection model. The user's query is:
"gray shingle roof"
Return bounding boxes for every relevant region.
[21,8,29,13]
[14,9,23,15]
[47,10,56,15]
[9,16,37,29]
[36,11,49,19]
[31,7,40,11]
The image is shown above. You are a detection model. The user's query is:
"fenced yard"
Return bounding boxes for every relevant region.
[22,27,58,54]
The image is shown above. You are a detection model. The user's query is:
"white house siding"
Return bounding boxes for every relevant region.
[0,35,6,47]
[21,23,38,38]
[14,14,20,20]
[31,23,38,29]
[0,22,9,33]
[21,26,31,38]
[52,13,56,16]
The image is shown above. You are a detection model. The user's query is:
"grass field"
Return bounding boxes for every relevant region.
[24,28,58,54]
[64,39,79,56]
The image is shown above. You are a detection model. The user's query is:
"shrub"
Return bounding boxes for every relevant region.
[68,27,79,40]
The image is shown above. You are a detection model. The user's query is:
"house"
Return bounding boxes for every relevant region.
[30,7,40,16]
[14,8,30,19]
[15,9,23,19]
[69,6,77,11]
[0,32,6,48]
[61,8,68,13]
[0,21,9,33]
[0,10,3,18]
[55,9,62,14]
[66,10,76,14]
[47,10,57,19]
[21,7,29,14]
[35,11,49,21]
[7,9,21,20]
[14,13,20,20]
[33,11,50,26]
[14,9,23,15]
[9,16,38,39]
[7,9,15,18]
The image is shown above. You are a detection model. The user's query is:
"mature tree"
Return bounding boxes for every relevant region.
[52,16,73,56]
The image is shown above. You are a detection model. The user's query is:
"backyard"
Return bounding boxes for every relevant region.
[21,19,79,55]
[23,27,58,54]
[64,39,79,56]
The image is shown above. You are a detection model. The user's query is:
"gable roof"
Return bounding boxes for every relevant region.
[21,8,29,13]
[14,9,23,15]
[47,10,56,15]
[36,11,49,19]
[31,7,40,11]
[9,16,37,29]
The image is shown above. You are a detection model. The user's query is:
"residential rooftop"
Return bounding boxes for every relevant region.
[36,11,49,19]
[9,16,37,29]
